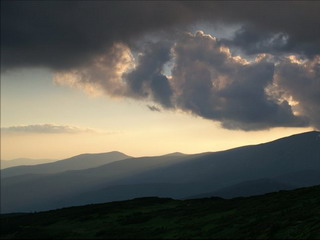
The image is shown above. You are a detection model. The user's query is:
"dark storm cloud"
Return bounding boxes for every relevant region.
[1,1,188,70]
[198,1,320,58]
[2,1,319,130]
[220,25,319,57]
[220,26,291,56]
[2,1,320,70]
[275,56,320,130]
[53,43,134,97]
[170,31,308,130]
[124,41,173,108]
[53,31,317,130]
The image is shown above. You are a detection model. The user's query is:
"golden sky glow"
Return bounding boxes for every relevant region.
[1,80,313,161]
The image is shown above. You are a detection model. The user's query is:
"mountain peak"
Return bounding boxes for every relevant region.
[164,152,186,157]
[74,151,129,157]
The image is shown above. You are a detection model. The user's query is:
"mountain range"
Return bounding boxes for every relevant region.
[1,131,320,213]
[1,151,130,178]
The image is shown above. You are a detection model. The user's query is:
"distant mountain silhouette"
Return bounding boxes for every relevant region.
[1,153,192,212]
[1,151,131,178]
[1,131,319,213]
[0,158,56,169]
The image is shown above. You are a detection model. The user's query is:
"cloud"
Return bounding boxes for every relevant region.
[1,124,100,135]
[2,2,319,71]
[274,56,320,129]
[54,41,174,107]
[54,43,134,97]
[50,31,316,130]
[2,2,319,131]
[124,41,173,108]
[147,105,161,112]
[170,31,308,130]
[1,1,186,71]
[220,26,290,56]
[220,25,319,58]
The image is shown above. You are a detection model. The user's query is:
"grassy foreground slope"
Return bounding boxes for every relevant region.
[1,185,320,239]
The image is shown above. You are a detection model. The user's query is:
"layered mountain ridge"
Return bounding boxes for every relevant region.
[1,131,319,213]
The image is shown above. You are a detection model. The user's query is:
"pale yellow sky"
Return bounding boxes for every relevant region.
[1,111,312,160]
[0,68,314,160]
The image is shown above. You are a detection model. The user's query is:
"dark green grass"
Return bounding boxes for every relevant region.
[1,185,320,239]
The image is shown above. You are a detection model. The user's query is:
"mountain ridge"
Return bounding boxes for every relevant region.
[1,131,319,213]
[1,151,131,178]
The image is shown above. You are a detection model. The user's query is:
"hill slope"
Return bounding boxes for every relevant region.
[188,178,296,199]
[1,185,320,239]
[120,131,320,187]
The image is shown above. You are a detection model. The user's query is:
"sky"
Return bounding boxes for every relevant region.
[1,1,319,160]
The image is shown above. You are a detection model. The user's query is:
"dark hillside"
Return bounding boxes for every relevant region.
[1,185,320,239]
